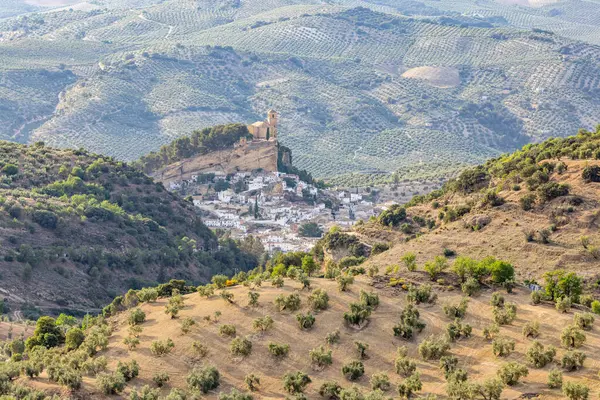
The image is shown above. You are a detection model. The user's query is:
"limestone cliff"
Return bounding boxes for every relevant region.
[152,140,278,185]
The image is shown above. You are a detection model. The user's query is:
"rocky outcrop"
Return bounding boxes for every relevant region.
[152,140,278,185]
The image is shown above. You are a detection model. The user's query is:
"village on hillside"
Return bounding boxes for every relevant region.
[170,169,378,253]
[161,111,443,252]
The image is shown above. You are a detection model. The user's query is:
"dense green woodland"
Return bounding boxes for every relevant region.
[0,141,261,316]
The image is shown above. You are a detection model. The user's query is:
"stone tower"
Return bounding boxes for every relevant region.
[267,109,278,139]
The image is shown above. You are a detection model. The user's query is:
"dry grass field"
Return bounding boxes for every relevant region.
[23,275,599,399]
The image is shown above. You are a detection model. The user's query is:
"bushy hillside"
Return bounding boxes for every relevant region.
[2,270,600,399]
[0,141,260,317]
[356,125,600,279]
[1,1,600,184]
[3,129,600,399]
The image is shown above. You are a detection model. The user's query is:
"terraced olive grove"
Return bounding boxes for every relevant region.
[1,0,600,184]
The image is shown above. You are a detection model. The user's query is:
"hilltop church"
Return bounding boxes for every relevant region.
[247,110,278,141]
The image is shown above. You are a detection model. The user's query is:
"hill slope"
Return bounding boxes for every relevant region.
[1,1,600,183]
[8,277,600,399]
[3,128,600,399]
[357,125,600,281]
[0,141,259,317]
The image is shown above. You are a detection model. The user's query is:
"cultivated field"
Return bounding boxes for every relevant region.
[23,277,600,399]
[1,0,600,184]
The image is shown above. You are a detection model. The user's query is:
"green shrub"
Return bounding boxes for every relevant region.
[547,368,562,389]
[309,346,333,368]
[244,373,260,391]
[582,165,600,182]
[282,371,311,394]
[446,319,472,342]
[443,298,469,319]
[531,291,544,304]
[197,284,215,298]
[271,276,284,288]
[418,336,450,360]
[219,324,237,337]
[252,315,274,332]
[592,300,600,314]
[561,350,586,371]
[520,194,536,210]
[439,355,459,379]
[220,290,235,304]
[493,303,517,325]
[308,289,329,311]
[230,337,252,356]
[218,388,254,400]
[2,164,18,175]
[393,304,426,340]
[526,341,556,368]
[489,261,514,284]
[354,341,369,359]
[344,302,372,328]
[395,356,417,377]
[543,270,583,302]
[116,359,139,381]
[424,256,449,280]
[128,308,146,326]
[491,336,515,358]
[561,325,586,348]
[130,385,160,400]
[32,210,58,229]
[522,321,540,338]
[497,362,528,386]
[538,182,570,202]
[556,297,572,313]
[406,284,437,305]
[573,312,594,330]
[153,372,170,387]
[212,275,228,289]
[138,287,159,302]
[191,341,209,358]
[397,372,422,399]
[563,382,589,400]
[97,372,126,395]
[370,373,390,391]
[65,327,85,350]
[337,274,355,291]
[268,342,290,358]
[342,360,365,381]
[248,291,260,307]
[461,277,480,296]
[180,317,196,334]
[150,338,174,356]
[187,366,220,393]
[320,381,342,398]
[359,290,380,309]
[378,204,407,227]
[401,253,417,271]
[274,293,301,312]
[325,329,340,345]
[296,313,316,330]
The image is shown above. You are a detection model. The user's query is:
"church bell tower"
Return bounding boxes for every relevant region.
[267,110,278,139]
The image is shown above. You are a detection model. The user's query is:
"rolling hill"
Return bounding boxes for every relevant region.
[1,127,600,399]
[1,0,600,184]
[0,140,261,319]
